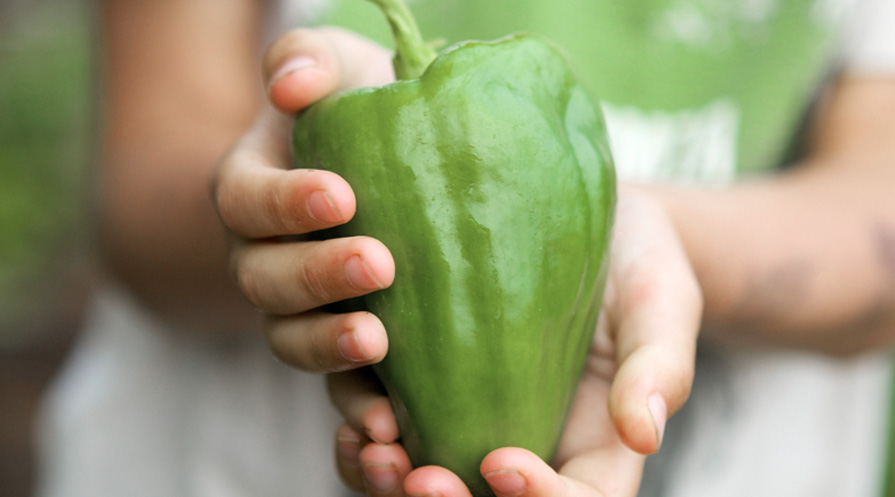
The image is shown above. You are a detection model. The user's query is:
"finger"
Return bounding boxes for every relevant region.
[328,370,400,444]
[214,117,357,238]
[483,449,575,497]
[403,466,474,497]
[232,236,394,315]
[483,446,642,497]
[606,189,702,454]
[359,442,414,497]
[266,311,387,372]
[264,26,394,112]
[336,423,369,493]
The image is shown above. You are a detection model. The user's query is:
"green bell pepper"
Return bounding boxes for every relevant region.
[292,0,616,494]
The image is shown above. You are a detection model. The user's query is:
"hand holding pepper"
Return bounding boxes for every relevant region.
[212,28,398,374]
[213,26,702,497]
[328,183,701,497]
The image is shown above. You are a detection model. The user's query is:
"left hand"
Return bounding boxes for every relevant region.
[328,185,703,497]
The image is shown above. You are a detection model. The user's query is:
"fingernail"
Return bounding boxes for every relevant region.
[345,255,385,291]
[483,468,527,496]
[337,329,371,363]
[648,393,667,449]
[308,190,344,223]
[362,461,398,493]
[269,56,317,88]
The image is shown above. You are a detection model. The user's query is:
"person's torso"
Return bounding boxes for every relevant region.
[308,0,859,185]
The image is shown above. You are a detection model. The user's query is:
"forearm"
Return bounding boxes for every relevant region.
[96,0,266,333]
[657,165,895,353]
[655,78,895,355]
[98,129,258,333]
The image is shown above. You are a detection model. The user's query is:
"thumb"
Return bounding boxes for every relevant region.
[263,26,395,112]
[608,342,695,455]
[605,188,703,454]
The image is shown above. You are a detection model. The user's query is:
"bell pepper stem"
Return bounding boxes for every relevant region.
[365,0,437,80]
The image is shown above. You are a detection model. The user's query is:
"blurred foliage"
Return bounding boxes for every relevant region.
[0,0,93,344]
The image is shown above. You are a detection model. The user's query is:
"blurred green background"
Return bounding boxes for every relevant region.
[1,1,93,496]
[0,0,93,349]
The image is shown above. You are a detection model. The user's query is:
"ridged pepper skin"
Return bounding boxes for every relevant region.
[292,32,616,496]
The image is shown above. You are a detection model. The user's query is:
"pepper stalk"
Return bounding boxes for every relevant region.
[365,0,438,80]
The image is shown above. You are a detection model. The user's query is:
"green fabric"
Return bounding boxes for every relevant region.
[316,0,842,176]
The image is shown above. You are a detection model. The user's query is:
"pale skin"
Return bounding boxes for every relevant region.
[97,0,895,496]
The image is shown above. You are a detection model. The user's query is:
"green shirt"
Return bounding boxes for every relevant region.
[318,0,845,182]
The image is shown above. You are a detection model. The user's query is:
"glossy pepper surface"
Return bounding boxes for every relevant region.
[292,0,616,494]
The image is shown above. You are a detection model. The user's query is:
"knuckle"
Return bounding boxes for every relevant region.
[212,169,239,228]
[265,326,290,363]
[622,276,660,319]
[262,181,290,233]
[234,259,264,309]
[267,173,313,235]
[214,149,282,233]
[299,260,335,306]
[309,326,342,372]
[266,319,318,371]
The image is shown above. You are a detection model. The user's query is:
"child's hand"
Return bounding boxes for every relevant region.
[328,185,703,497]
[211,27,396,372]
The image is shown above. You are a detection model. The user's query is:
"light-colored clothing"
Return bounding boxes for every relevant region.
[38,1,895,496]
[37,284,354,497]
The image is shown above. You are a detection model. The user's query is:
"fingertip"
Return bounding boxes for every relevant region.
[268,63,338,112]
[367,238,396,288]
[323,172,358,222]
[481,449,563,497]
[608,398,651,454]
[345,255,389,292]
[404,466,473,497]
[359,441,411,467]
[480,447,546,475]
[359,442,413,494]
[345,311,388,364]
[647,393,668,450]
[284,168,356,228]
[264,29,341,112]
[362,396,399,444]
[483,468,528,497]
[346,237,396,291]
[268,55,316,88]
[609,344,692,454]
[608,373,666,454]
[263,27,394,114]
[307,189,348,225]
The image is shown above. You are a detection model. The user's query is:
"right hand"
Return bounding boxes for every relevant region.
[211,27,397,373]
